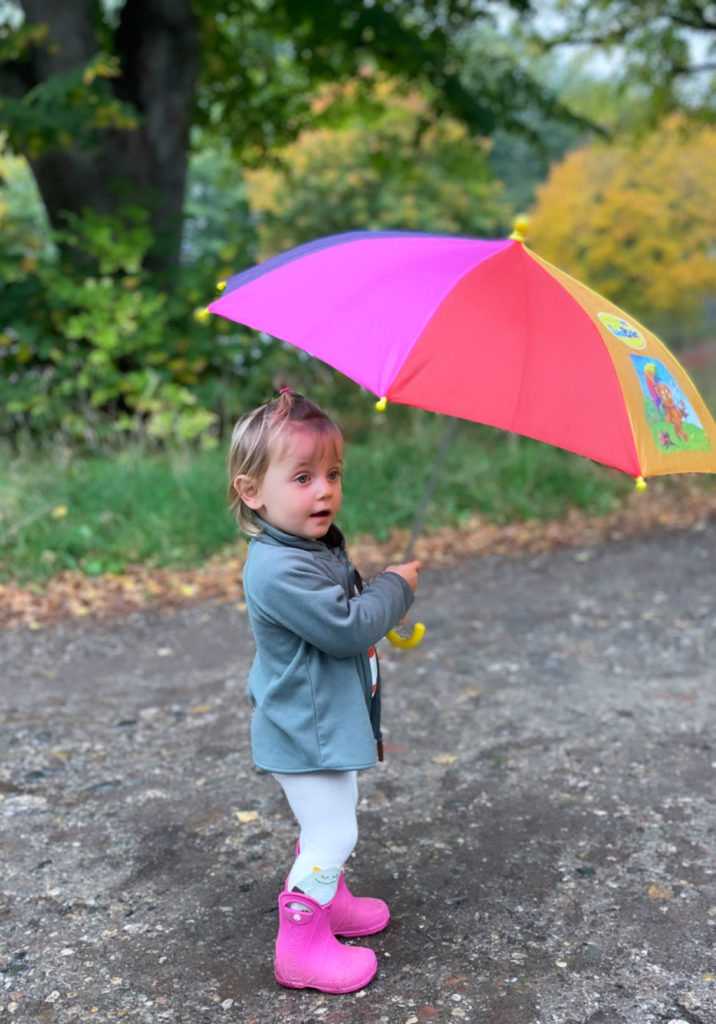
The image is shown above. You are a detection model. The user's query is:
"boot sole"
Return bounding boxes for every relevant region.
[274,963,377,993]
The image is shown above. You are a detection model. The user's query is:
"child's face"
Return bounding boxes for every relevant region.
[242,424,344,540]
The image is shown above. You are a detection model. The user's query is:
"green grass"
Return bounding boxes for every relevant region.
[0,445,238,583]
[0,414,638,585]
[340,417,630,538]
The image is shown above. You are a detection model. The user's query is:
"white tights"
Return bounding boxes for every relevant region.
[273,770,359,890]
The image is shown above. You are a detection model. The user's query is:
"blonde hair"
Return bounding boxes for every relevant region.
[227,390,341,536]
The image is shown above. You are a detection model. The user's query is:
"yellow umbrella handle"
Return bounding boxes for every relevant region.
[386,622,426,648]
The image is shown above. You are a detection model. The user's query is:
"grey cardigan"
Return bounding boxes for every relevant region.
[242,519,414,773]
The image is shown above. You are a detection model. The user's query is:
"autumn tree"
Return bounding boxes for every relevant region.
[527,117,716,342]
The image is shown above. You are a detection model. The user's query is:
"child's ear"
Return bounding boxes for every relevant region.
[234,474,262,510]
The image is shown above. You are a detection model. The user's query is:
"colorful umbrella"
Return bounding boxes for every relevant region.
[209,224,716,485]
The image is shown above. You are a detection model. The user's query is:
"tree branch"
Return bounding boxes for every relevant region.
[670,2,716,32]
[673,60,716,76]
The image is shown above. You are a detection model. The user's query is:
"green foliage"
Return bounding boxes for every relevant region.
[0,200,231,445]
[0,27,138,157]
[0,444,238,580]
[0,141,52,264]
[244,75,512,255]
[339,417,627,540]
[192,0,568,159]
[182,143,258,269]
[0,1,586,267]
[0,145,379,446]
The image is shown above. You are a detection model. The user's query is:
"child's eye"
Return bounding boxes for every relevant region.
[329,469,342,481]
[295,473,310,484]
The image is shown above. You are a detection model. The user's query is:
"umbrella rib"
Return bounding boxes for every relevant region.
[509,247,532,434]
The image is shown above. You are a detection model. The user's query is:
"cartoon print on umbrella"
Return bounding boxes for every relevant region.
[630,355,711,453]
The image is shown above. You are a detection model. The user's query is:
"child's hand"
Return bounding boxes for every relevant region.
[384,559,423,593]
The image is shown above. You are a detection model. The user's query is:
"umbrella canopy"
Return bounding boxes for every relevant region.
[209,228,716,482]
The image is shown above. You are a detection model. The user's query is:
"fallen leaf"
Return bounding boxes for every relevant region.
[457,689,483,702]
[235,810,259,824]
[648,882,674,901]
[433,753,459,765]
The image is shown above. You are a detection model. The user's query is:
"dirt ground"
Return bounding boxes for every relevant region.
[1,517,715,1024]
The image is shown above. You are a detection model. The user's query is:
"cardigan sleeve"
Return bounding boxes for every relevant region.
[247,553,414,658]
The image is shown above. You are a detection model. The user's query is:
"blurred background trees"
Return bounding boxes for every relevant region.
[1,0,714,448]
[528,117,716,343]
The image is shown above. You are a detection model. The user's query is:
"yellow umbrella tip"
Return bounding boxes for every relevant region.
[510,214,530,242]
[194,307,211,322]
[217,280,226,291]
[635,476,647,490]
[375,396,388,412]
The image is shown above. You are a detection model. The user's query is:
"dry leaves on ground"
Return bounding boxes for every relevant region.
[1,478,714,631]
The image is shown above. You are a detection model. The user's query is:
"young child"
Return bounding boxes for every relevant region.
[228,388,422,994]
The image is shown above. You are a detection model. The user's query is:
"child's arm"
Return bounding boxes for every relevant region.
[248,555,418,658]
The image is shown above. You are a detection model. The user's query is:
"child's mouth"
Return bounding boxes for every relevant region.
[311,510,330,520]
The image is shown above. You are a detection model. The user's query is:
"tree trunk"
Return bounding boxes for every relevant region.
[20,0,200,273]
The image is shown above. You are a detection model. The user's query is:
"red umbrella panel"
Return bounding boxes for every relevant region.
[209,230,716,482]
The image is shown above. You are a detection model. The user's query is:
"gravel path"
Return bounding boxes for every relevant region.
[1,520,715,1023]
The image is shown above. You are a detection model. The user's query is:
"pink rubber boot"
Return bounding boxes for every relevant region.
[328,872,390,937]
[274,890,378,993]
[292,841,390,937]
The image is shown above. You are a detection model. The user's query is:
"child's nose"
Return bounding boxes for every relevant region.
[317,475,336,494]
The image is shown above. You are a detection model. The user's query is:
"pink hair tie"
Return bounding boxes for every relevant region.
[279,387,291,394]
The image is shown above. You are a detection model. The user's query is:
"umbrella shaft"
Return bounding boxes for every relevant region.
[403,416,458,561]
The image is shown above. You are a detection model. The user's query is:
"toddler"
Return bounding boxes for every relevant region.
[228,388,421,992]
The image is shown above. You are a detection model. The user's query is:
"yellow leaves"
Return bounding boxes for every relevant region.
[82,53,122,85]
[529,117,716,324]
[433,753,459,765]
[50,504,68,519]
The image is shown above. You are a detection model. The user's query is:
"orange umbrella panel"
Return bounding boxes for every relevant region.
[540,250,716,478]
